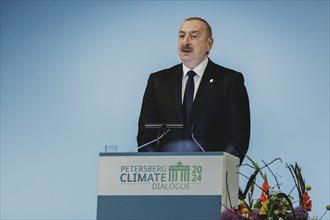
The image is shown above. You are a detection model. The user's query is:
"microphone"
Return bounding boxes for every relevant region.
[191,123,205,152]
[145,123,183,129]
[128,124,183,152]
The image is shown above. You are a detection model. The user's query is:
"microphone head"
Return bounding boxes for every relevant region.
[145,123,184,129]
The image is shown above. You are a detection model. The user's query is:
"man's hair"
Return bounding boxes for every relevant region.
[184,17,212,38]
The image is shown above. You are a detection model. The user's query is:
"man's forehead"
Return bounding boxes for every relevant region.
[179,20,205,32]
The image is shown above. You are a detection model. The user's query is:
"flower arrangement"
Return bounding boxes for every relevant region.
[221,156,330,220]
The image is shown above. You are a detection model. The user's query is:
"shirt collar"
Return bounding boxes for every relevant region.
[182,58,209,78]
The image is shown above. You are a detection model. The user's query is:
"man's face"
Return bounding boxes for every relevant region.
[177,20,213,69]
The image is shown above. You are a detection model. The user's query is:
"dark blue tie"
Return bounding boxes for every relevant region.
[183,70,196,123]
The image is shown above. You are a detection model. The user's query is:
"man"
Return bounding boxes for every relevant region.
[137,17,250,163]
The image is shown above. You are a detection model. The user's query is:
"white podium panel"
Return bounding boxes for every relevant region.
[97,152,239,220]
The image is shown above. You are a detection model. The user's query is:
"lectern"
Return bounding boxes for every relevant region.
[97,152,239,220]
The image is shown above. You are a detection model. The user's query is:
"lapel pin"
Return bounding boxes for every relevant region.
[209,79,214,83]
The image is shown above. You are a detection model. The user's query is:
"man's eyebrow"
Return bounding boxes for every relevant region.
[179,30,199,34]
[189,31,199,34]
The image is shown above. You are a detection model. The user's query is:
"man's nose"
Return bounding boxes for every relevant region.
[183,35,191,45]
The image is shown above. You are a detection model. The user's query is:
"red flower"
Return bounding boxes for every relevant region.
[302,192,312,211]
[304,200,312,211]
[302,192,309,202]
[258,181,270,203]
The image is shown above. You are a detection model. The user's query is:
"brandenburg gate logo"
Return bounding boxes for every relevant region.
[168,161,190,182]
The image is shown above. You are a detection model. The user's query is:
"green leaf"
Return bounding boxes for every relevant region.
[245,155,265,180]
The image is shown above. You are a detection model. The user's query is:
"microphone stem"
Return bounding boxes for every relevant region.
[191,124,205,152]
[129,129,170,152]
[191,132,205,152]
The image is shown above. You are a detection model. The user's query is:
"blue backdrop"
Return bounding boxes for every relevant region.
[1,1,329,219]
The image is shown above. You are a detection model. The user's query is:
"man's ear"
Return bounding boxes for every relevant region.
[207,37,214,53]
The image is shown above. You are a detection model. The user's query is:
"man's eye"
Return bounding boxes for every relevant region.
[179,35,185,38]
[191,35,198,39]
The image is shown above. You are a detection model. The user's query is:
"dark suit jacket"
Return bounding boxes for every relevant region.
[137,59,250,163]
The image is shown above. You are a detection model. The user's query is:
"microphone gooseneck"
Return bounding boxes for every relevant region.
[129,126,170,152]
[156,124,168,150]
[191,123,205,152]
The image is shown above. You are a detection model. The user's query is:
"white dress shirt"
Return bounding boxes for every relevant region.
[182,58,209,102]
